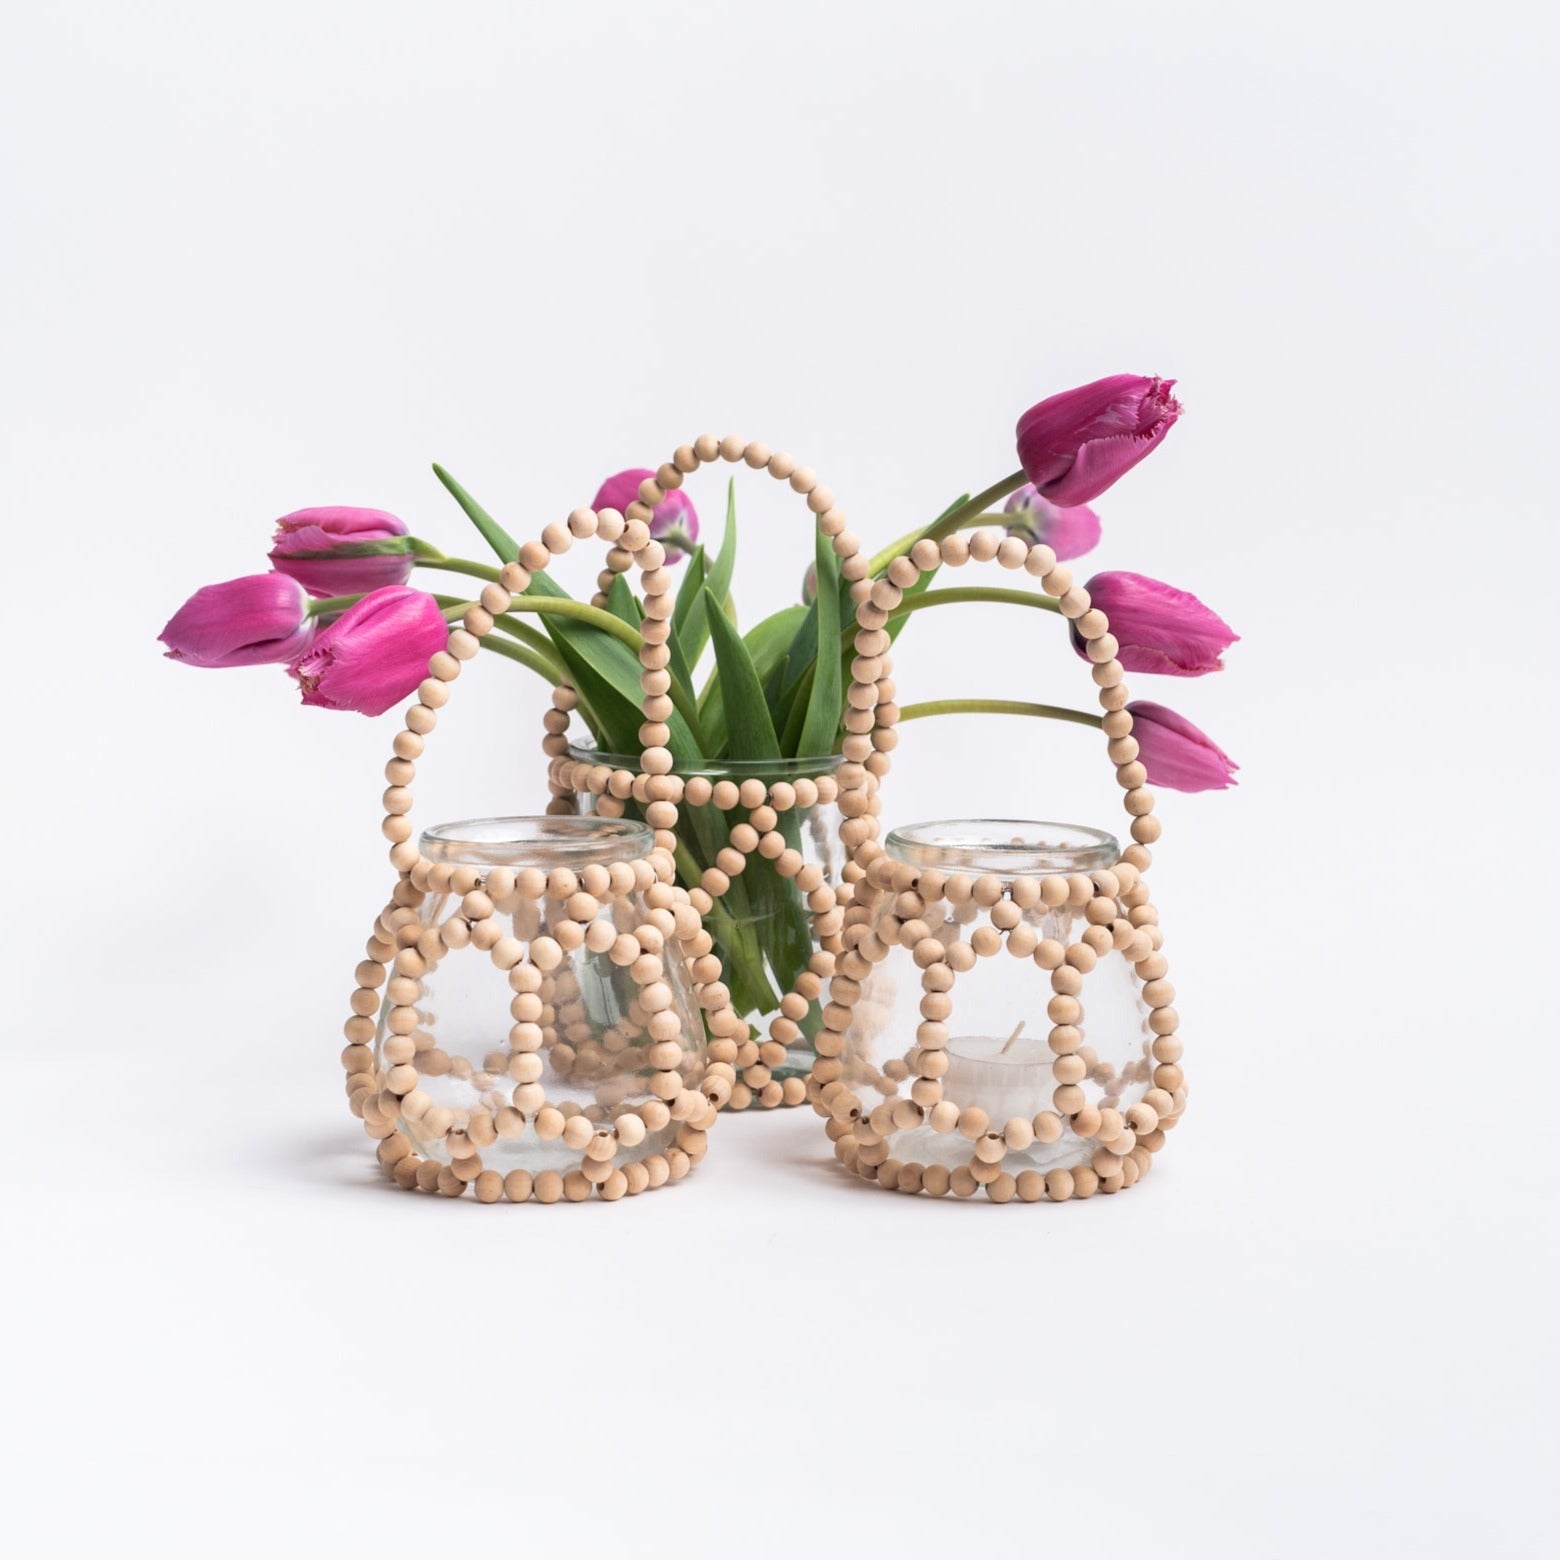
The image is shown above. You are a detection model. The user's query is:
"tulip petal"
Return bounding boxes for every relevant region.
[1043,423,1173,507]
[288,586,448,716]
[271,507,414,597]
[1016,375,1180,505]
[1078,571,1238,677]
[159,573,313,667]
[1128,700,1239,792]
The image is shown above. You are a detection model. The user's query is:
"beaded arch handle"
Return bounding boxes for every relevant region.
[542,434,881,1110]
[809,526,1187,1202]
[340,485,772,1201]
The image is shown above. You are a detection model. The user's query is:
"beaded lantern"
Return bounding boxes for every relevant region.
[542,434,878,1110]
[807,528,1187,1202]
[340,490,764,1202]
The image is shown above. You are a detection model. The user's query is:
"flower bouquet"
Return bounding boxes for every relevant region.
[162,375,1238,1103]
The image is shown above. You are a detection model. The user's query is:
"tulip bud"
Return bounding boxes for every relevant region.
[592,469,700,563]
[801,562,818,604]
[1016,375,1181,506]
[269,506,414,598]
[1002,484,1101,561]
[288,586,448,716]
[1072,571,1237,677]
[159,573,313,668]
[1127,701,1238,792]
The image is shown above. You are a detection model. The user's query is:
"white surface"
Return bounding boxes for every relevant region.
[3,2,1556,1554]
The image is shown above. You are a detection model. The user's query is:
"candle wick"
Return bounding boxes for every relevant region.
[1000,1021,1025,1055]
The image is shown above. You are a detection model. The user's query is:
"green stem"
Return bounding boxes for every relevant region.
[890,585,1061,621]
[478,634,566,685]
[433,590,642,650]
[510,594,642,648]
[673,842,779,1016]
[659,528,698,556]
[866,469,1030,577]
[432,590,713,738]
[478,637,605,735]
[926,470,1031,541]
[305,594,358,617]
[898,698,1104,729]
[416,554,505,586]
[835,585,1061,652]
[430,596,566,679]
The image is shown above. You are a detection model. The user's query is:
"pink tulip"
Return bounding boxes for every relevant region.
[592,469,700,563]
[1016,375,1181,506]
[1127,701,1239,792]
[270,506,414,597]
[288,586,448,716]
[159,572,314,668]
[1073,571,1237,677]
[1002,484,1101,561]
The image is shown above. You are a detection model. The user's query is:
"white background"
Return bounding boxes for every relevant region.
[3,1,1556,1554]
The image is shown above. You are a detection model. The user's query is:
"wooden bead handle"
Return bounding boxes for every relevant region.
[842,528,1165,887]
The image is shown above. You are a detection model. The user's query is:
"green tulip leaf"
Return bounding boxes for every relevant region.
[672,545,708,649]
[795,530,842,758]
[704,586,781,762]
[699,604,805,757]
[676,480,739,669]
[431,464,520,563]
[606,572,644,629]
[528,570,701,764]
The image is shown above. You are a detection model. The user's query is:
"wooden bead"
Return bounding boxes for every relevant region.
[957,1106,989,1139]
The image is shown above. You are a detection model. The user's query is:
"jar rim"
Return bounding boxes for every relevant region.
[566,743,845,781]
[420,815,652,865]
[885,819,1119,876]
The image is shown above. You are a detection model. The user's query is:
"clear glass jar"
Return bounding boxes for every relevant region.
[828,819,1163,1197]
[375,816,710,1200]
[567,747,845,1106]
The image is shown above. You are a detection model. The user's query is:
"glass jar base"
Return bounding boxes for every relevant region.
[402,1119,680,1174]
[890,1124,1093,1174]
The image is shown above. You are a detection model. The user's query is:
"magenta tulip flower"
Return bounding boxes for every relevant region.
[592,469,700,563]
[270,506,415,598]
[1016,375,1181,506]
[288,586,448,716]
[1003,484,1101,561]
[1073,571,1237,677]
[159,573,314,668]
[1127,701,1238,792]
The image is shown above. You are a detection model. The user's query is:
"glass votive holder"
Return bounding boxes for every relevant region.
[811,818,1185,1203]
[357,816,717,1203]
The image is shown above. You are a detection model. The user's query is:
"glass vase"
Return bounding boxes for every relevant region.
[370,816,712,1202]
[562,746,846,1108]
[816,819,1184,1202]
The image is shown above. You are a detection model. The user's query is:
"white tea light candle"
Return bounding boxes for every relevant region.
[942,1030,1053,1125]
